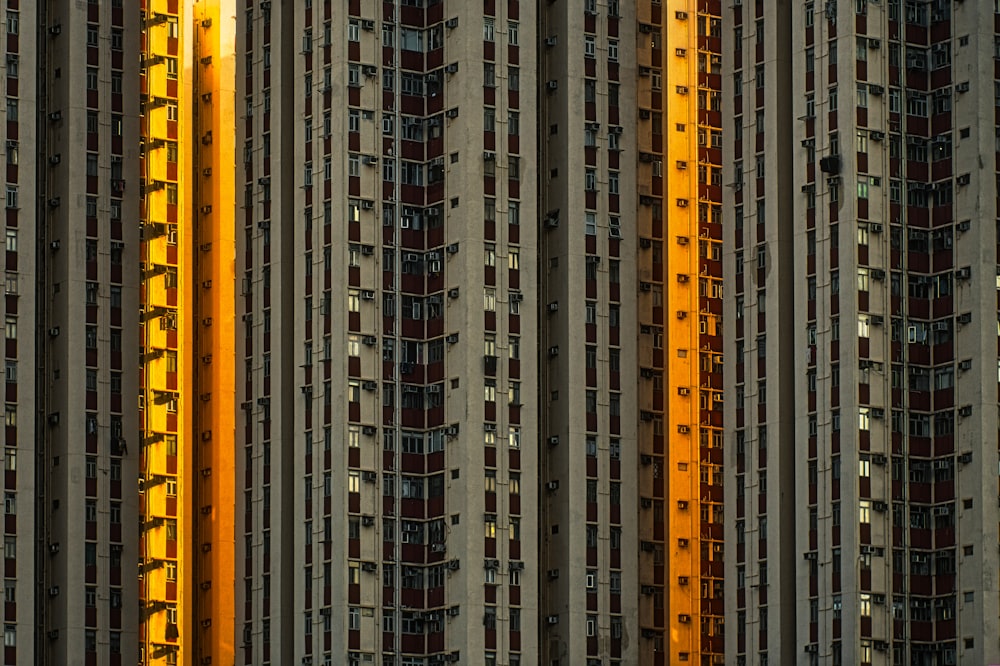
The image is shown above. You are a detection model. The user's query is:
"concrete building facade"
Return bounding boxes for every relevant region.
[30,1,143,664]
[724,2,1000,664]
[236,2,539,664]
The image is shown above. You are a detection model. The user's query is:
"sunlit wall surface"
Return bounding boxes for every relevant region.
[635,1,725,663]
[140,1,234,664]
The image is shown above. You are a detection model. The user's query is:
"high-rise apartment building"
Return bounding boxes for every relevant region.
[24,1,143,664]
[234,1,723,665]
[11,1,723,664]
[537,4,640,666]
[724,1,1000,664]
[138,1,235,664]
[235,2,540,664]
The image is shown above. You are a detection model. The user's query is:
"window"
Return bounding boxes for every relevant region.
[507,22,518,46]
[585,35,596,58]
[483,18,494,41]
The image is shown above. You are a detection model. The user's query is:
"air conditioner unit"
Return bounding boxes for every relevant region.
[958,359,972,371]
[678,387,690,395]
[954,267,971,280]
[362,471,378,482]
[547,302,559,312]
[641,498,653,508]
[482,151,496,161]
[431,543,446,552]
[868,38,881,49]
[446,17,459,28]
[362,335,377,346]
[873,501,888,512]
[956,220,971,232]
[956,313,972,324]
[958,405,972,417]
[547,436,560,446]
[872,454,887,465]
[361,290,375,300]
[546,481,559,491]
[446,560,460,571]
[445,108,459,119]
[362,381,377,391]
[362,426,376,436]
[546,615,559,625]
[448,288,460,299]
[869,222,883,232]
[362,19,375,30]
[678,614,691,623]
[958,452,972,464]
[677,425,690,434]
[445,63,458,73]
[361,562,377,572]
[446,333,459,343]
[955,81,970,93]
